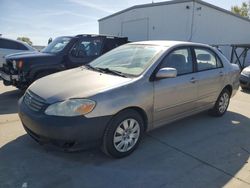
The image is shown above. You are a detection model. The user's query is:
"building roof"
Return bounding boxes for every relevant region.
[99,0,250,23]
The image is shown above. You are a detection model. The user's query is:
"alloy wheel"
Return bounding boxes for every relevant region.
[218,92,229,113]
[113,118,140,152]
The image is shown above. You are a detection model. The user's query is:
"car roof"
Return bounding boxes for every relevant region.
[0,37,36,51]
[74,34,128,39]
[130,40,211,48]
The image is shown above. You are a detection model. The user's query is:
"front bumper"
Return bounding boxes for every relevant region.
[0,70,19,81]
[18,97,112,150]
[240,74,250,89]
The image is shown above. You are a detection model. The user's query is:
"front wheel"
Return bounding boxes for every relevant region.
[210,89,231,117]
[102,109,144,158]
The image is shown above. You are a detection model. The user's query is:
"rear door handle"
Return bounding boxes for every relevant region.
[190,77,197,83]
[219,71,224,77]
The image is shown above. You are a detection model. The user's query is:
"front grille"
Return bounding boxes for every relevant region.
[3,60,17,74]
[2,64,10,74]
[24,90,47,111]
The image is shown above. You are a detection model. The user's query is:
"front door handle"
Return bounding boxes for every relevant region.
[190,77,197,83]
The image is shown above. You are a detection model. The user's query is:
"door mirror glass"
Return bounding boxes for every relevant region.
[156,68,177,79]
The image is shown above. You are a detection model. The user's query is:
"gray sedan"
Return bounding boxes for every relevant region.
[18,41,240,158]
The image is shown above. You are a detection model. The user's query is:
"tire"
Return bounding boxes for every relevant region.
[102,109,144,158]
[210,89,231,117]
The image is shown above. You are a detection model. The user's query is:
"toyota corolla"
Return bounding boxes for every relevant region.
[18,41,240,158]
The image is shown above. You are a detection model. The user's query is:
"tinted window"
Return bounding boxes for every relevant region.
[0,39,28,50]
[103,39,122,53]
[16,43,29,50]
[195,48,222,71]
[160,48,193,75]
[70,38,102,58]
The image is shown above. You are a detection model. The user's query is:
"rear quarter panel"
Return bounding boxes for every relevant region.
[217,51,240,97]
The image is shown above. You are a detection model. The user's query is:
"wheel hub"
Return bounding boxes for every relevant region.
[113,118,140,152]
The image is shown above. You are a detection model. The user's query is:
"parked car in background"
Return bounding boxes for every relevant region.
[0,37,36,67]
[18,41,240,158]
[0,34,128,90]
[240,66,250,90]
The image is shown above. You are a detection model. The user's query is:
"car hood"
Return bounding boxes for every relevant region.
[29,67,133,103]
[5,51,54,60]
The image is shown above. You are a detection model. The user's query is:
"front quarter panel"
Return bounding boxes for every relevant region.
[85,77,154,130]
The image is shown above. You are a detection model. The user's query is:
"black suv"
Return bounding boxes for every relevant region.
[0,34,128,90]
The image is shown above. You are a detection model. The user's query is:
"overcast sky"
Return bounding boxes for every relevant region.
[0,0,245,45]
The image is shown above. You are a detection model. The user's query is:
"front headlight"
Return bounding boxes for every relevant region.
[45,99,96,117]
[12,60,23,70]
[12,60,17,69]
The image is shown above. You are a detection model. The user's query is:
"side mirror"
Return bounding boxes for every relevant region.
[156,68,177,79]
[48,38,53,45]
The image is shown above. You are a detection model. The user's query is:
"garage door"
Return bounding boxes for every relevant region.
[121,18,149,41]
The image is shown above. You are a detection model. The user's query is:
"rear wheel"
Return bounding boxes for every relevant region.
[102,109,144,158]
[210,89,230,117]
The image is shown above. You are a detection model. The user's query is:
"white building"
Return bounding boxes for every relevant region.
[99,0,250,61]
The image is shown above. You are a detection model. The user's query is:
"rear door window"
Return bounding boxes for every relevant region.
[194,48,222,71]
[0,38,28,50]
[102,39,122,53]
[16,43,29,50]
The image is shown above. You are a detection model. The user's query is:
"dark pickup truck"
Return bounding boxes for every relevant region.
[0,34,128,90]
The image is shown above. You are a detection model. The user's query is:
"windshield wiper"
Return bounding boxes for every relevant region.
[83,64,96,70]
[96,67,127,78]
[83,64,104,72]
[84,65,127,77]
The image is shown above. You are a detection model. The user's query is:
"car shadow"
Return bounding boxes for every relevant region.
[241,88,250,94]
[0,111,250,187]
[0,89,23,115]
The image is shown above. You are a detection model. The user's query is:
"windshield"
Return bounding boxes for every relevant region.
[42,37,72,53]
[89,44,166,76]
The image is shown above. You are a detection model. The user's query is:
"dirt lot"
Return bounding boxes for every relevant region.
[0,82,250,188]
